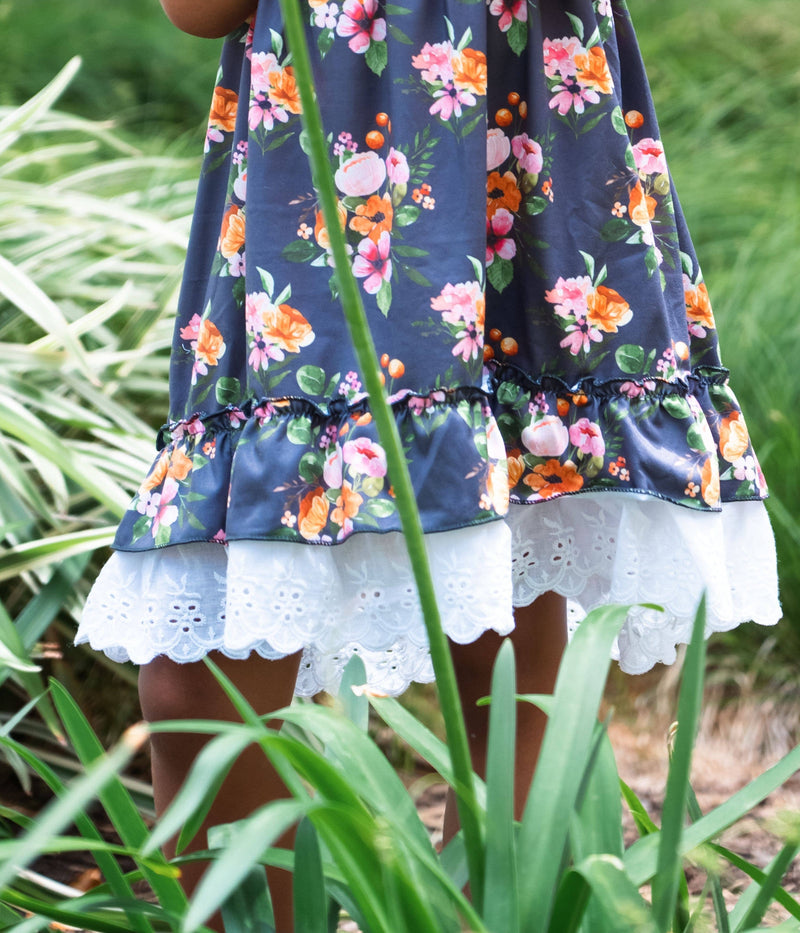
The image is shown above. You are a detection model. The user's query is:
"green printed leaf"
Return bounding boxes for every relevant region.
[297,364,327,395]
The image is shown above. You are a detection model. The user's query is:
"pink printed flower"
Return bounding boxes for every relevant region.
[542,36,583,79]
[323,447,343,488]
[560,317,603,355]
[549,77,599,115]
[411,41,454,84]
[569,418,605,456]
[385,147,410,184]
[151,477,180,537]
[489,0,527,33]
[335,150,386,197]
[430,83,476,121]
[487,127,510,171]
[336,0,386,53]
[313,2,339,29]
[632,138,668,176]
[544,276,592,317]
[250,52,280,95]
[486,208,517,265]
[511,133,543,175]
[431,280,485,325]
[212,528,228,543]
[619,380,656,398]
[452,321,483,361]
[353,230,392,294]
[343,437,387,476]
[521,415,570,457]
[179,313,202,343]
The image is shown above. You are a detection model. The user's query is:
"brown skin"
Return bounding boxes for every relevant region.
[139,651,301,933]
[158,0,258,38]
[138,593,567,929]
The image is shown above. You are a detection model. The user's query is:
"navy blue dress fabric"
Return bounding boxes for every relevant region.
[113,0,767,555]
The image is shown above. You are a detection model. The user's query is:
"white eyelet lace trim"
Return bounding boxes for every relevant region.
[76,495,780,695]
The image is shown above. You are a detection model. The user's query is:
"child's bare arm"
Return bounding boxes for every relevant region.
[159,0,259,38]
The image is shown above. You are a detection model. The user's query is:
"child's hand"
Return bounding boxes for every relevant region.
[159,0,258,38]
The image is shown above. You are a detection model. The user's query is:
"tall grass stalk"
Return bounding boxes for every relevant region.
[276,0,485,907]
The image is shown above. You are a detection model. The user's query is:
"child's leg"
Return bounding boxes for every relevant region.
[138,651,301,933]
[443,590,567,842]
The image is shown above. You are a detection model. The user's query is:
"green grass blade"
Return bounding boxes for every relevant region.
[183,799,306,933]
[0,735,156,933]
[483,638,519,933]
[0,724,145,892]
[620,778,659,837]
[546,870,592,933]
[294,817,329,933]
[734,842,800,931]
[686,784,730,933]
[142,727,258,856]
[0,527,116,581]
[337,654,368,731]
[0,888,145,933]
[369,695,486,808]
[0,57,82,154]
[624,744,800,884]
[562,855,658,933]
[517,604,629,932]
[49,679,187,917]
[219,867,275,933]
[652,597,707,931]
[712,843,800,925]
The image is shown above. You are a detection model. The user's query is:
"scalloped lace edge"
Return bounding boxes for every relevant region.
[76,495,780,695]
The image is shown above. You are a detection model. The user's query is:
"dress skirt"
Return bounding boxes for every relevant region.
[77,0,781,694]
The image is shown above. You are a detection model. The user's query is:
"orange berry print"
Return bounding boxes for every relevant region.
[366,130,385,149]
[483,345,495,362]
[625,110,644,129]
[507,91,520,105]
[375,112,389,126]
[388,358,405,378]
[500,337,518,356]
[488,327,502,342]
[557,398,570,417]
[495,108,513,127]
[518,100,528,118]
[380,352,390,367]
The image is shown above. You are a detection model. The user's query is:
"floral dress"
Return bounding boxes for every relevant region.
[77,0,780,694]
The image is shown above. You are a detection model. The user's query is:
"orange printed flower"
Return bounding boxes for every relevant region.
[332,481,363,527]
[168,445,193,481]
[219,205,246,258]
[298,487,329,539]
[139,450,169,494]
[628,180,657,227]
[196,320,226,366]
[575,46,614,94]
[685,282,715,329]
[507,454,525,488]
[719,412,750,463]
[700,456,720,507]
[487,171,521,219]
[523,459,584,498]
[268,67,301,114]
[452,48,488,96]
[314,199,347,249]
[139,445,192,494]
[486,462,510,513]
[208,86,238,132]
[349,193,393,243]
[262,304,314,353]
[586,285,632,333]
